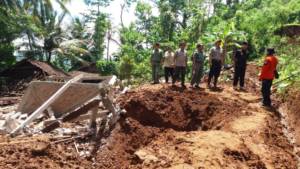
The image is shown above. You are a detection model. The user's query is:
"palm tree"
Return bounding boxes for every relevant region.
[24,0,72,61]
[3,0,77,61]
[3,0,92,69]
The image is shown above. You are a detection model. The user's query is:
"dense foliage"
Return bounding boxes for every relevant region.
[118,0,300,85]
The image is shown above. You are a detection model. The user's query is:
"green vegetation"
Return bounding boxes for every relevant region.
[0,0,299,89]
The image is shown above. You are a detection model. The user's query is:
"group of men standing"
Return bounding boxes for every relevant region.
[151,40,230,89]
[150,40,278,107]
[151,42,189,86]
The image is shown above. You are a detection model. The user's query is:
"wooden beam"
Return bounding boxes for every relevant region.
[71,110,109,122]
[61,100,100,122]
[41,100,101,133]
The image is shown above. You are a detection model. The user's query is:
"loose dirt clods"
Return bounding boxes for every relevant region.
[0,82,298,168]
[108,84,296,169]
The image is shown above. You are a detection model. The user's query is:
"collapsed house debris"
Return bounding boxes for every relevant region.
[17,78,99,116]
[0,97,20,106]
[0,59,69,94]
[77,62,98,73]
[0,73,125,158]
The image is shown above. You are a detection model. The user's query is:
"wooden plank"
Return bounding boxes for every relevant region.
[70,110,109,122]
[61,100,100,122]
[41,100,101,133]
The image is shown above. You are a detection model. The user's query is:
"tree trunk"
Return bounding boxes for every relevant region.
[226,0,232,5]
[169,22,175,41]
[27,31,33,51]
[47,51,52,62]
[182,13,188,29]
[107,35,110,61]
[120,3,125,28]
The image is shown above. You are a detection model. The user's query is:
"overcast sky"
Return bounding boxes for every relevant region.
[64,0,138,27]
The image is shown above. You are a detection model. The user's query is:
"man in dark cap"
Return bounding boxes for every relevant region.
[233,42,249,91]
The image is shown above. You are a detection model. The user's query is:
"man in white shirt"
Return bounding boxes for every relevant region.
[172,42,188,88]
[163,47,175,83]
[208,40,225,88]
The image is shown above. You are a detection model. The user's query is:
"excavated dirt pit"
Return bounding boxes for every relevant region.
[93,84,297,168]
[0,83,298,168]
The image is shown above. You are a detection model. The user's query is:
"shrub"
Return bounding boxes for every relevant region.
[119,56,134,81]
[96,60,118,75]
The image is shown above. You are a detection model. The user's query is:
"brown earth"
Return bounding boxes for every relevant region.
[280,86,300,147]
[107,84,297,169]
[0,135,91,169]
[0,65,299,168]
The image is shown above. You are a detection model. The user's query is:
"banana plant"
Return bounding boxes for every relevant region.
[203,21,247,65]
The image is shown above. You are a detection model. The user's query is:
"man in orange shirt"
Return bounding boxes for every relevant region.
[259,48,279,107]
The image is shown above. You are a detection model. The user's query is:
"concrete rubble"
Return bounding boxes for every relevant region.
[0,73,128,158]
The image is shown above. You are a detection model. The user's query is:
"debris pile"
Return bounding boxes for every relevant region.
[0,73,126,160]
[0,97,20,106]
[0,59,69,95]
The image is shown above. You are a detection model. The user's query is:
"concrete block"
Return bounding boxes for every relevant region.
[17,81,100,115]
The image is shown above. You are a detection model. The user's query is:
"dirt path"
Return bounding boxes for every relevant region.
[0,68,298,168]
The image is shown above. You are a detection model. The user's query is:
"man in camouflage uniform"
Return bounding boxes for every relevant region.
[151,43,163,84]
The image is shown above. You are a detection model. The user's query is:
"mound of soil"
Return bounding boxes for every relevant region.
[242,63,261,94]
[0,82,298,168]
[0,136,90,169]
[93,84,297,168]
[120,85,244,131]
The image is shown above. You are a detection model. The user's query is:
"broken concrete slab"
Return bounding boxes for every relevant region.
[41,99,102,133]
[62,99,100,122]
[0,97,20,106]
[47,74,115,84]
[17,81,99,115]
[11,75,84,135]
[0,111,28,134]
[8,75,119,137]
[134,149,159,164]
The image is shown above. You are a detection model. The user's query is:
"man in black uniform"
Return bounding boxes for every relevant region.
[233,42,249,90]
